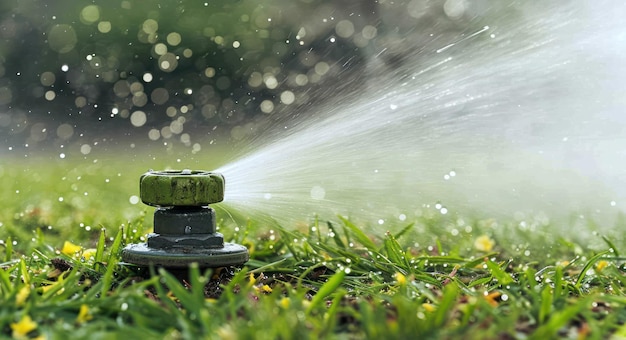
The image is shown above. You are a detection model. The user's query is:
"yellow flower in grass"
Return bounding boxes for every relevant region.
[422,303,437,312]
[474,235,495,252]
[76,304,93,324]
[61,241,82,256]
[11,315,37,339]
[596,260,609,272]
[483,291,501,307]
[394,272,407,286]
[279,297,290,309]
[247,272,256,287]
[82,248,97,260]
[16,285,31,307]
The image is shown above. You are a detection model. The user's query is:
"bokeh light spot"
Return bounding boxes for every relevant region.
[260,100,274,114]
[48,24,77,53]
[142,19,158,34]
[166,32,182,46]
[56,124,74,140]
[280,91,295,105]
[444,0,466,19]
[80,5,100,24]
[80,144,92,155]
[97,21,111,33]
[151,88,169,105]
[335,20,355,38]
[130,111,147,127]
[40,72,56,86]
[44,90,56,101]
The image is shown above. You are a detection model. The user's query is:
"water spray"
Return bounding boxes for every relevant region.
[121,170,249,268]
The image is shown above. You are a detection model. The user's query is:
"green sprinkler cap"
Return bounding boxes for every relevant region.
[140,169,225,206]
[122,169,249,269]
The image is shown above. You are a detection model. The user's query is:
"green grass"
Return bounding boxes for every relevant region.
[1,156,626,339]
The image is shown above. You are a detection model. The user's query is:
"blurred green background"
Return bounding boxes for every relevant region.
[0,0,492,151]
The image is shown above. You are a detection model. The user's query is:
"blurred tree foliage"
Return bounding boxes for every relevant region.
[0,0,497,147]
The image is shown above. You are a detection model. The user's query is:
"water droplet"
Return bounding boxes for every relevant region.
[129,195,139,205]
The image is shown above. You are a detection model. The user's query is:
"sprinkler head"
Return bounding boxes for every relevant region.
[121,169,249,268]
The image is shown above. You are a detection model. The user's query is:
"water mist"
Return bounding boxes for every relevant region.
[216,1,626,235]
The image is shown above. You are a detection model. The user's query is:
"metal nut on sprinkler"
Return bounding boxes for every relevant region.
[122,169,249,268]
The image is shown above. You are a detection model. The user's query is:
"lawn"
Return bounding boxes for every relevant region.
[1,153,625,339]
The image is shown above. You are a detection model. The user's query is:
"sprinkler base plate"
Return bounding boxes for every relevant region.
[121,243,249,268]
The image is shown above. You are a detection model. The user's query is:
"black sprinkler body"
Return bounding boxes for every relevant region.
[121,169,249,268]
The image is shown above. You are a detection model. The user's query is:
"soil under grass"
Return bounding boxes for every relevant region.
[1,157,625,339]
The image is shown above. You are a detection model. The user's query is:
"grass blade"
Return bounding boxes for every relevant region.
[94,229,106,272]
[4,236,12,263]
[101,227,123,298]
[575,250,610,289]
[484,260,514,285]
[338,216,377,251]
[307,269,346,314]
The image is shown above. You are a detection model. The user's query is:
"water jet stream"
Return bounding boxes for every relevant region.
[215,2,626,233]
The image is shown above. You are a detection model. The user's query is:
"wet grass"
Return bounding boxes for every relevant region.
[1,157,626,339]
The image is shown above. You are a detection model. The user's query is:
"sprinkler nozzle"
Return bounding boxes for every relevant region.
[121,169,249,268]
